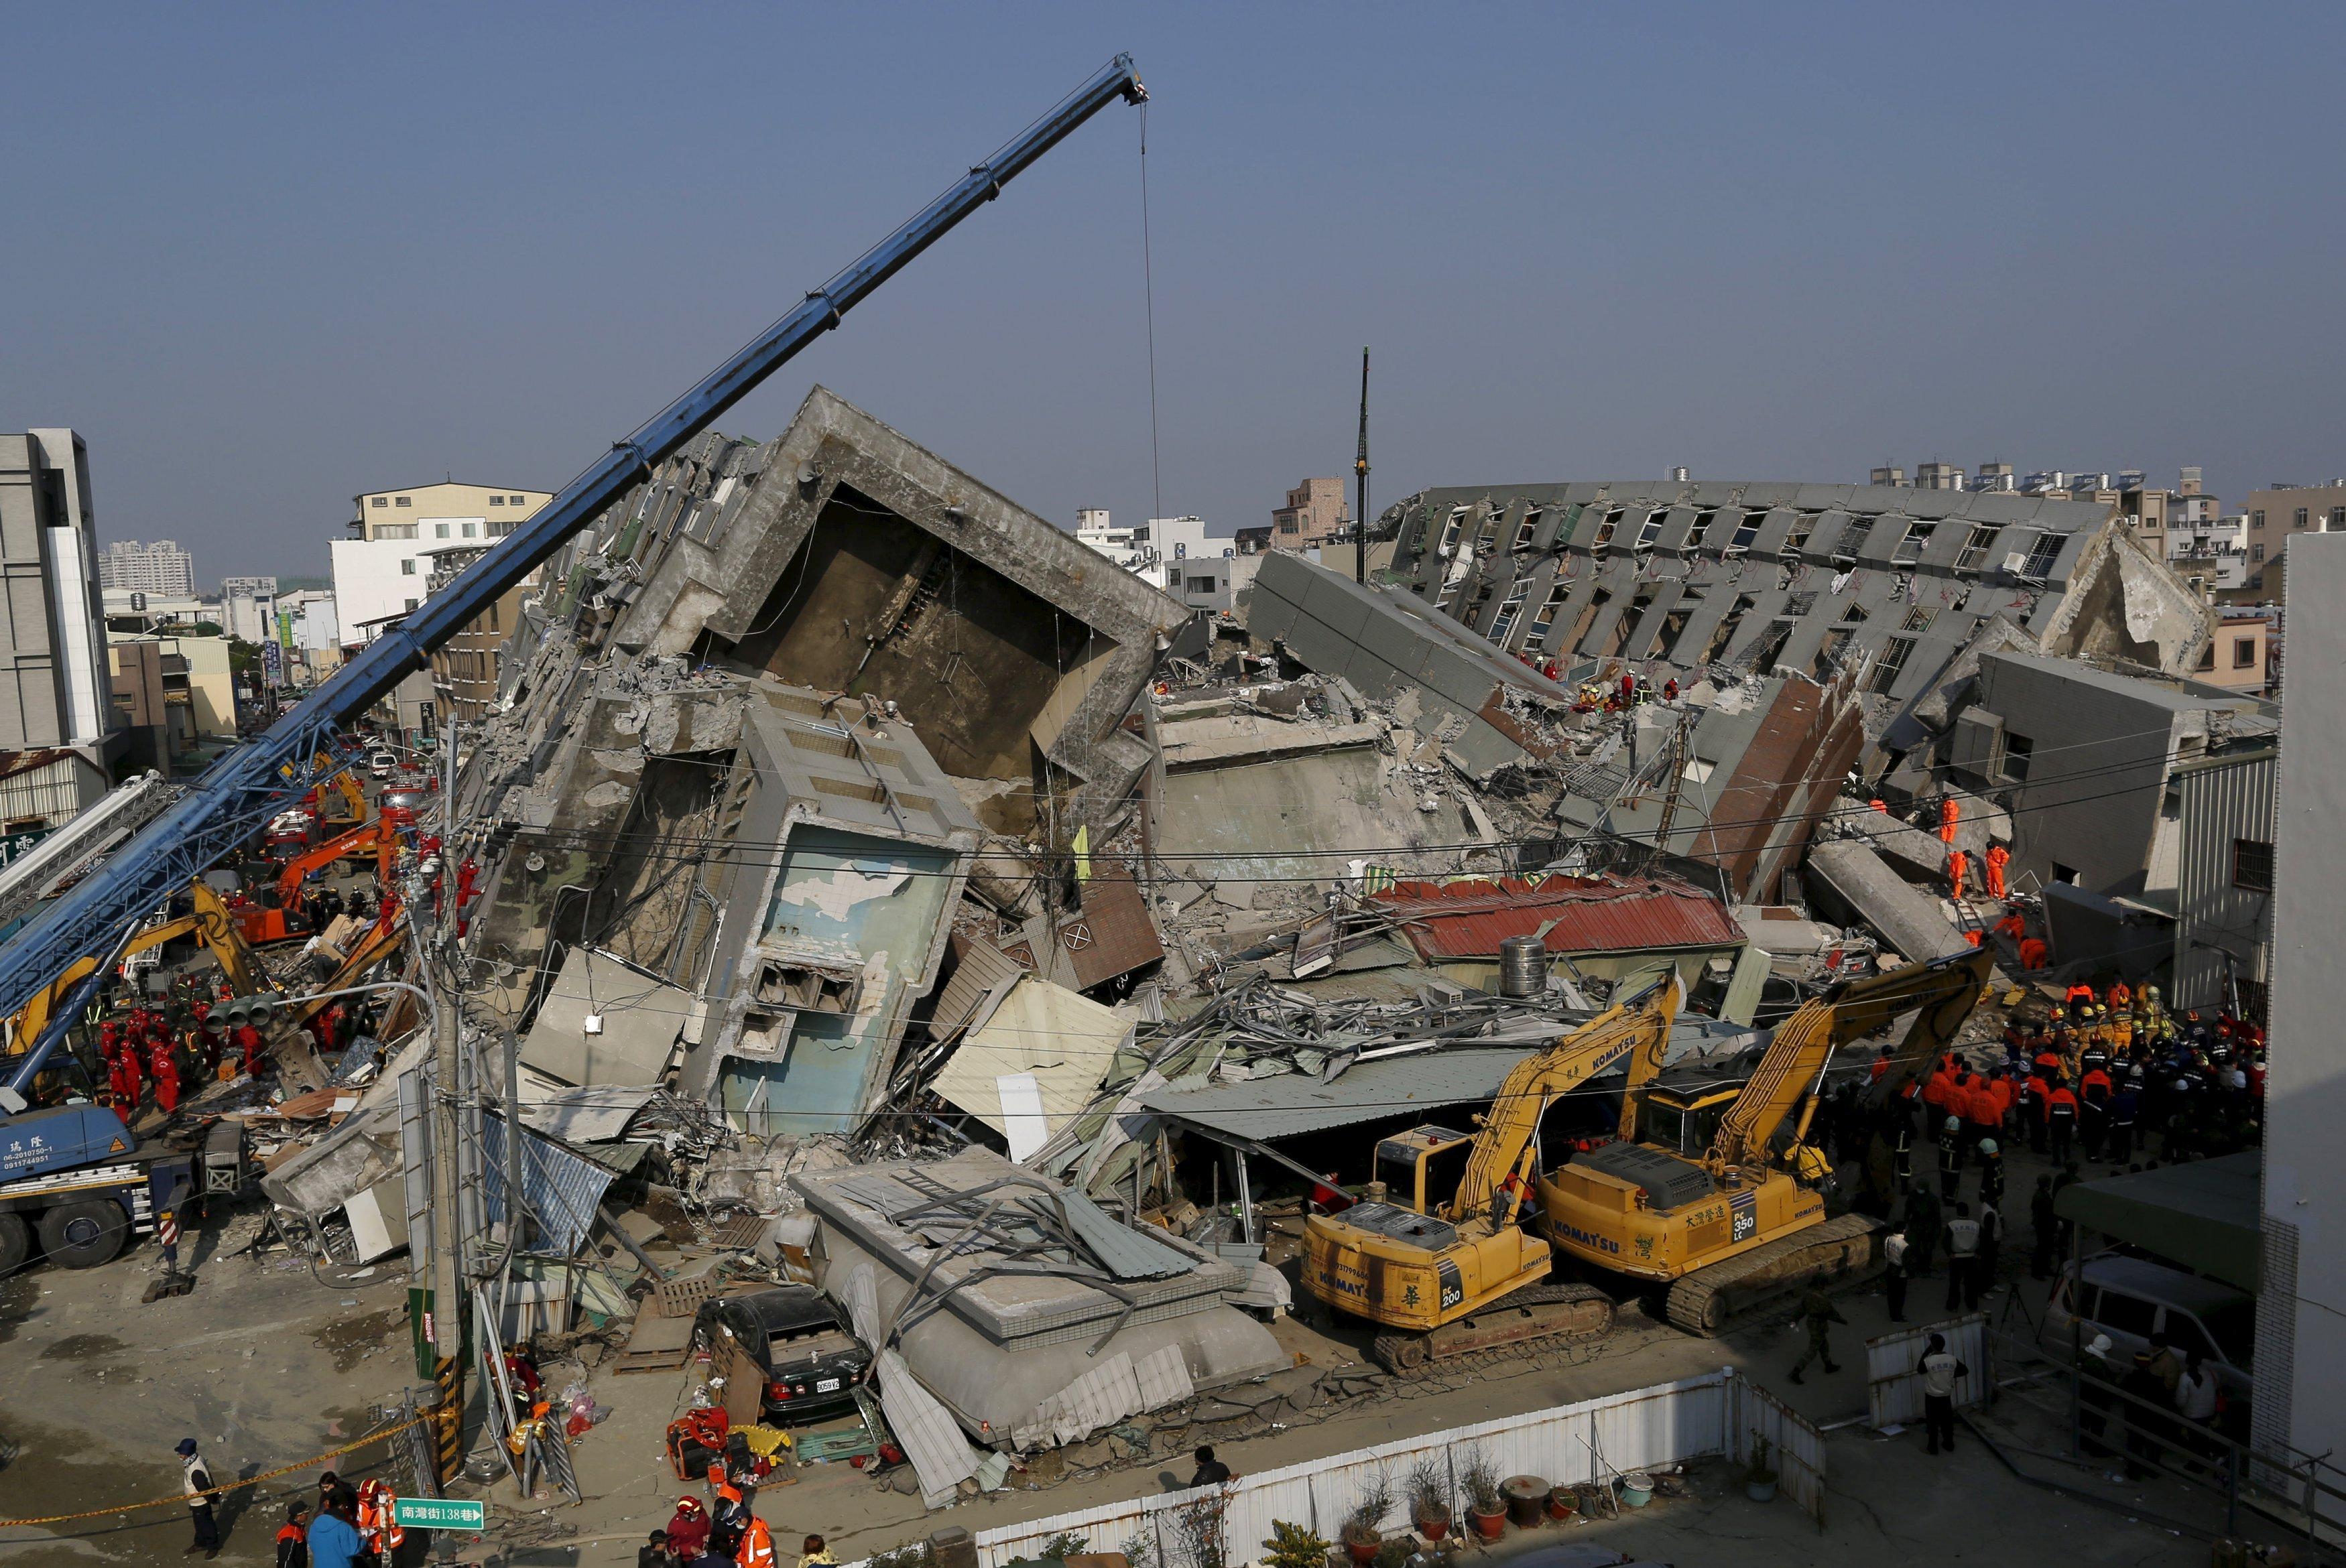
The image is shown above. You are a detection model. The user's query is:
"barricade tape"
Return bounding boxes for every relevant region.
[0,1417,426,1527]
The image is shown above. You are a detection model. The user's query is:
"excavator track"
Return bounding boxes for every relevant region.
[1372,1281,1615,1375]
[1665,1212,1883,1336]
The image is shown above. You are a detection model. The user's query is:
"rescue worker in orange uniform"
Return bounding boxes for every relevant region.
[1947,848,1970,900]
[356,1480,406,1561]
[1983,842,2010,899]
[736,1510,779,1568]
[2107,979,2132,1011]
[2018,935,2049,970]
[1939,796,1961,843]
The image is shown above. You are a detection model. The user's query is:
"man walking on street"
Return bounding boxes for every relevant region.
[2030,1175,2060,1279]
[177,1438,221,1559]
[1918,1333,1969,1455]
[1944,1202,1983,1310]
[1787,1283,1847,1384]
[1905,1183,1940,1277]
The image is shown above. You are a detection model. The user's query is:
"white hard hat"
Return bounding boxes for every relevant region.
[1944,1115,1962,1132]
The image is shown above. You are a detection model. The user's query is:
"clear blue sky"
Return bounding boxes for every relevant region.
[4,5,2341,582]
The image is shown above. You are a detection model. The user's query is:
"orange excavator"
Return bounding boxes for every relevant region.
[235,815,406,945]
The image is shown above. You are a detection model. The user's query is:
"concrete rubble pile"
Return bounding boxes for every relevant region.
[301,387,2254,1509]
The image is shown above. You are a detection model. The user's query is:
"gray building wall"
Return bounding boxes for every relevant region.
[2170,748,2275,1017]
[2258,531,2346,1484]
[1382,478,2208,702]
[1970,653,2193,898]
[0,430,115,753]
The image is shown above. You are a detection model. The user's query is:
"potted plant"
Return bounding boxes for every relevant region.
[1261,1521,1331,1568]
[1745,1434,1778,1504]
[1459,1450,1505,1541]
[1406,1458,1451,1542]
[1340,1470,1395,1565]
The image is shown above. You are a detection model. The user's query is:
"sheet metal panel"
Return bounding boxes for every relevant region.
[1733,1374,1827,1525]
[1867,1311,1991,1428]
[1139,1046,1532,1142]
[477,1113,616,1256]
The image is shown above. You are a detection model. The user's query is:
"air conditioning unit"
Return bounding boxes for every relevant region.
[2000,551,2031,575]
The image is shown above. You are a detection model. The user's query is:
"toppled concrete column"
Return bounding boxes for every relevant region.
[1806,840,1971,962]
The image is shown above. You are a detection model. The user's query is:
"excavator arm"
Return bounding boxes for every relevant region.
[1707,948,1992,1175]
[1449,974,1682,1222]
[275,820,389,908]
[189,880,268,997]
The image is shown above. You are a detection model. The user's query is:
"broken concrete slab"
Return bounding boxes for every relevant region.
[1804,840,1973,962]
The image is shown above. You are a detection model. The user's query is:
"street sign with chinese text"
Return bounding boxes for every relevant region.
[391,1496,485,1531]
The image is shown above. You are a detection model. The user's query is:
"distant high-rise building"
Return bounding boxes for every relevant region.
[1869,465,1908,487]
[97,537,196,596]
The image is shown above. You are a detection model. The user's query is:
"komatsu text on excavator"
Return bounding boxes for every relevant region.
[1541,948,1992,1333]
[1302,976,1682,1371]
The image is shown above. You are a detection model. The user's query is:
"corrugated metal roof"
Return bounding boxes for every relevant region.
[479,1113,617,1255]
[1373,874,1744,962]
[1139,1046,1534,1140]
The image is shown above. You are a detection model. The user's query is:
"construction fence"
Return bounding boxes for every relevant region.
[973,1368,1823,1567]
[1866,1313,1991,1428]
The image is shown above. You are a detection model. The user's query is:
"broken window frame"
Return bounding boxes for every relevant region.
[1868,635,1917,695]
[1725,509,1769,553]
[1488,580,1532,645]
[1514,507,1545,551]
[2018,529,2063,578]
[1832,517,1877,563]
[1698,593,1757,665]
[1589,507,1624,555]
[2002,732,2033,782]
[1892,521,1936,566]
[1635,507,1670,551]
[1656,588,1707,661]
[1684,510,1716,551]
[1901,606,1937,632]
[1524,579,1573,649]
[1955,523,1999,571]
[1440,507,1468,555]
[1778,512,1816,558]
[1813,627,1855,679]
[1748,616,1798,671]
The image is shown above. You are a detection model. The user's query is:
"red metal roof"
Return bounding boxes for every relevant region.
[1371,874,1744,962]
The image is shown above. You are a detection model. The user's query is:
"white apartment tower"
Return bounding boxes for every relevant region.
[97,538,196,596]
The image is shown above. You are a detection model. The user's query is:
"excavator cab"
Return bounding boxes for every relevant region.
[1372,1124,1475,1215]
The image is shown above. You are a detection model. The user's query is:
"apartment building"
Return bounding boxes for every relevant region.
[332,480,550,641]
[97,538,196,596]
[423,545,531,726]
[1271,477,1350,549]
[2242,480,2346,600]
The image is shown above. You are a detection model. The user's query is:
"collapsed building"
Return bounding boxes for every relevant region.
[278,393,2260,1505]
[1379,478,2211,710]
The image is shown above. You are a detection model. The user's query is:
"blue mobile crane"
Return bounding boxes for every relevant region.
[0,55,1147,1270]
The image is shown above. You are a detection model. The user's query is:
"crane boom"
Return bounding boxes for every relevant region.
[1450,974,1680,1221]
[0,56,1148,1094]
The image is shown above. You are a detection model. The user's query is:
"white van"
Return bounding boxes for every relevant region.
[2043,1254,2255,1398]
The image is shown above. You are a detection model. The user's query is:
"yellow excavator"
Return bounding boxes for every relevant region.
[1540,948,1993,1334]
[3,880,269,1057]
[1301,976,1682,1372]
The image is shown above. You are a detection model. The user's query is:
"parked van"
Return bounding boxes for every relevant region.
[2043,1254,2255,1397]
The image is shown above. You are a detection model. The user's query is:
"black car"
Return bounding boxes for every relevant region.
[691,1286,872,1425]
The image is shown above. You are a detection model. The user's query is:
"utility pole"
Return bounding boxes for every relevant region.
[426,722,467,1482]
[1354,346,1371,585]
